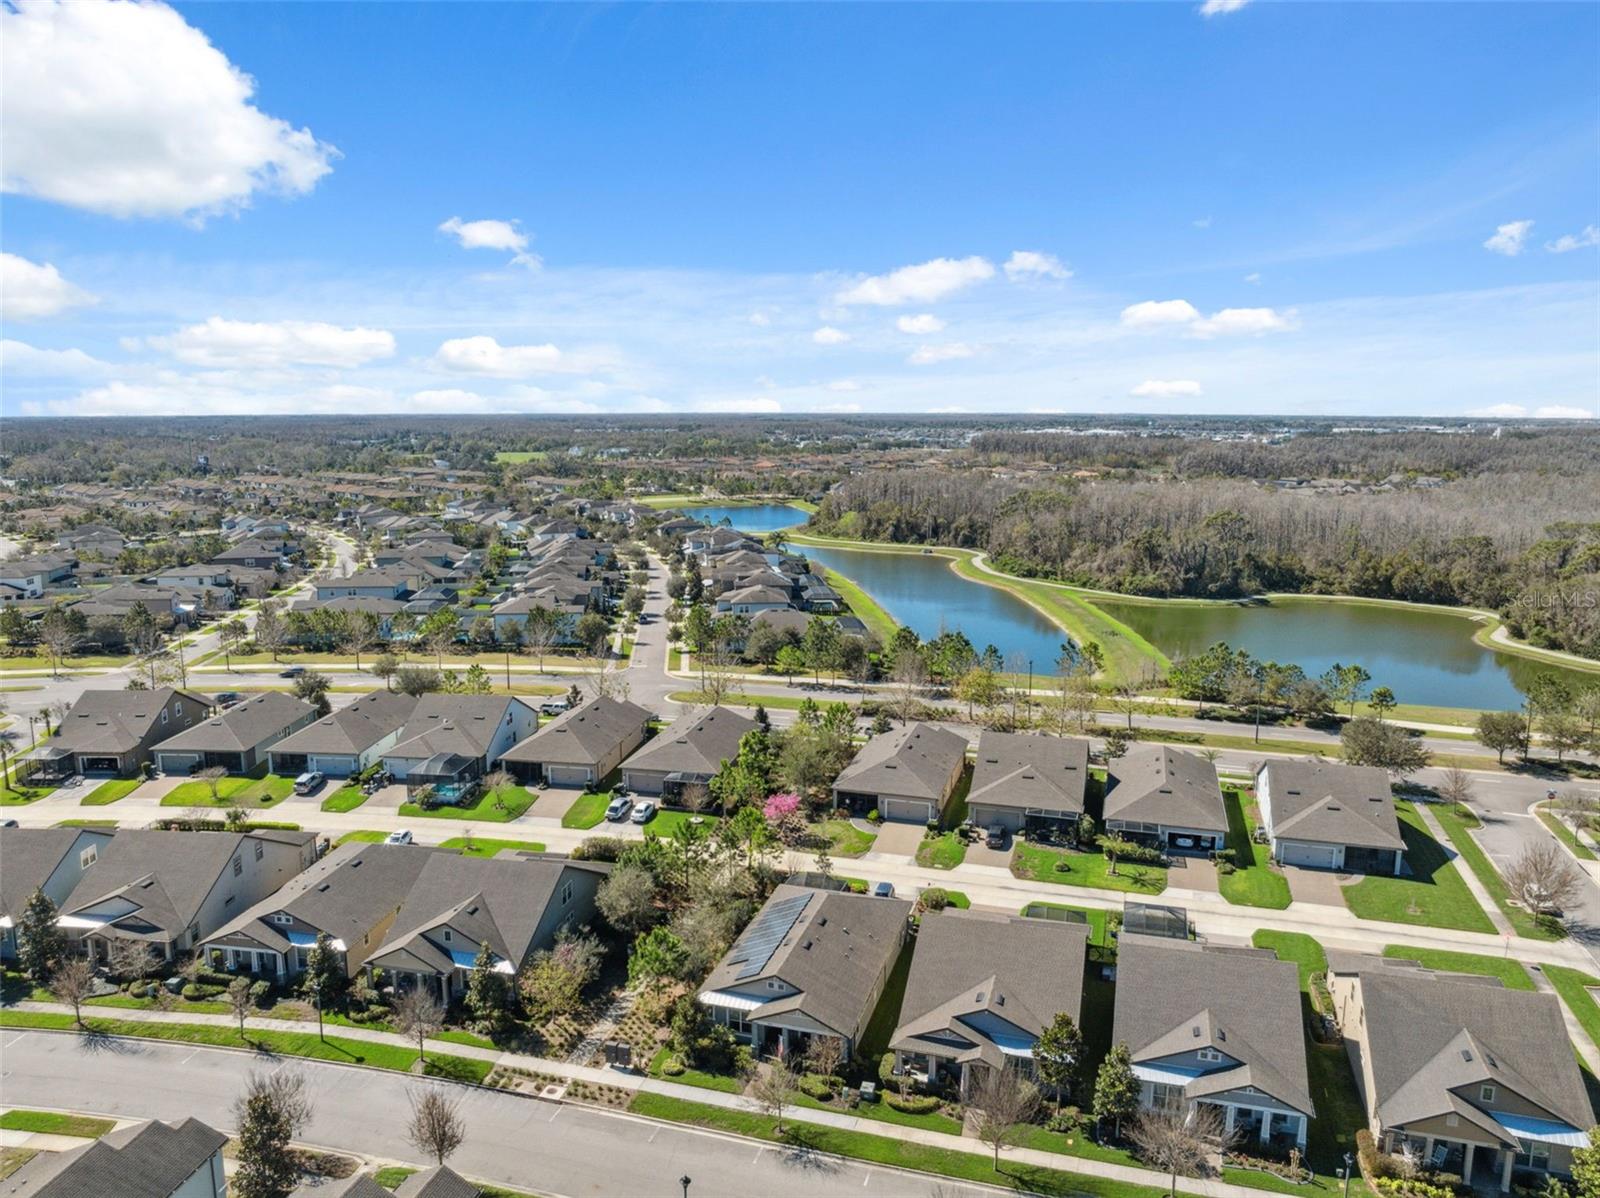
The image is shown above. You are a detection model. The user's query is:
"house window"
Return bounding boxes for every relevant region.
[233,855,243,877]
[254,841,264,861]
[1479,1084,1495,1103]
[79,845,98,869]
[161,708,168,724]
[1197,1048,1221,1063]
[561,881,574,907]
[442,930,452,942]
[271,914,292,925]
[1149,1081,1185,1110]
[1515,1140,1551,1171]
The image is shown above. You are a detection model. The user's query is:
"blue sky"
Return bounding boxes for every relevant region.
[3,0,1597,419]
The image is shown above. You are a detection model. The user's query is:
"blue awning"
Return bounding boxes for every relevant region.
[1494,1113,1587,1148]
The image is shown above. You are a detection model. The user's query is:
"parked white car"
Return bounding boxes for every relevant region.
[605,795,633,821]
[386,829,414,845]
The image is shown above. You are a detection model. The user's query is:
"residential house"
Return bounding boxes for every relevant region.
[964,731,1090,839]
[490,591,584,640]
[1327,954,1593,1190]
[73,582,220,625]
[267,691,419,778]
[0,1117,228,1198]
[698,884,911,1059]
[151,691,319,775]
[1103,744,1228,855]
[314,569,410,602]
[199,842,436,982]
[32,686,212,778]
[1113,934,1314,1152]
[291,1177,394,1198]
[394,1166,484,1198]
[364,853,610,1002]
[1256,760,1405,874]
[58,829,318,964]
[831,722,968,824]
[55,523,127,558]
[619,706,758,802]
[0,826,118,961]
[0,552,77,597]
[382,694,539,797]
[151,565,235,591]
[501,697,652,788]
[291,593,409,637]
[715,584,795,615]
[209,538,289,569]
[890,909,1089,1096]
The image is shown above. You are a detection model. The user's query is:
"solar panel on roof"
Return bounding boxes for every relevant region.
[731,893,812,980]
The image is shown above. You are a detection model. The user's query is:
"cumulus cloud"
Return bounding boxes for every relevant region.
[1120,298,1296,337]
[1467,403,1595,420]
[1,0,337,221]
[0,252,96,321]
[0,339,110,378]
[1199,0,1250,15]
[1131,379,1204,398]
[896,313,946,335]
[148,317,396,368]
[1483,220,1533,256]
[437,216,539,267]
[835,256,994,306]
[432,335,576,377]
[812,326,851,345]
[1003,250,1070,281]
[908,342,974,365]
[1120,299,1202,327]
[1546,225,1600,254]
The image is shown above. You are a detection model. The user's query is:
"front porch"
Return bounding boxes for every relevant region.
[1386,1130,1517,1192]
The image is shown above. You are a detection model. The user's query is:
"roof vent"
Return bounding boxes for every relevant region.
[976,992,986,1003]
[1461,1049,1474,1063]
[1192,1025,1201,1037]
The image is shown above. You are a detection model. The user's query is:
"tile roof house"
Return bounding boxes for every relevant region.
[831,722,969,824]
[620,706,758,802]
[1113,935,1314,1151]
[31,686,212,779]
[500,697,652,788]
[890,910,1089,1096]
[381,695,539,796]
[267,690,419,778]
[58,829,318,964]
[1103,744,1228,855]
[199,841,437,983]
[1327,954,1593,1191]
[0,826,117,962]
[699,884,911,1059]
[964,731,1090,838]
[0,1116,227,1198]
[364,853,610,1003]
[151,691,319,776]
[1256,760,1405,875]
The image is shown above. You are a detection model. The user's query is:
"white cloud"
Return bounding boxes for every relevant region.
[1199,0,1250,15]
[815,402,862,413]
[1120,299,1202,327]
[693,397,782,413]
[747,312,772,327]
[1546,225,1600,254]
[1192,216,1213,229]
[1535,405,1595,420]
[827,379,862,392]
[437,216,539,267]
[148,318,395,368]
[1483,220,1533,256]
[812,326,851,345]
[1244,272,1262,285]
[1003,250,1070,281]
[1131,379,1204,398]
[908,342,974,365]
[1,0,336,221]
[1120,298,1296,337]
[432,335,592,377]
[1467,402,1595,420]
[0,339,110,378]
[1466,403,1528,419]
[0,253,96,321]
[896,313,946,335]
[835,256,994,306]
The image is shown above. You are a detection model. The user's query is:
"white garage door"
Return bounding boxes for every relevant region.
[1280,841,1339,870]
[156,752,200,774]
[546,765,593,788]
[970,806,1022,834]
[309,754,359,777]
[881,797,932,824]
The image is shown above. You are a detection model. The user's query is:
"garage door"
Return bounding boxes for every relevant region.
[309,754,358,777]
[156,752,200,774]
[970,806,1022,834]
[623,770,666,796]
[881,797,932,824]
[1280,841,1339,870]
[546,765,593,788]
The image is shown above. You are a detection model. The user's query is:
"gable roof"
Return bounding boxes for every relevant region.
[0,1117,227,1198]
[0,827,114,920]
[394,1166,481,1198]
[967,732,1089,816]
[269,691,418,756]
[50,687,208,756]
[833,722,968,800]
[386,695,535,762]
[1113,935,1314,1116]
[622,706,757,778]
[291,1176,395,1198]
[1259,760,1404,851]
[1103,744,1226,833]
[150,691,316,753]
[501,698,651,767]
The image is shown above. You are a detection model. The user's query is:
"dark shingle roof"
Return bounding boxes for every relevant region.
[1259,760,1404,851]
[501,697,651,768]
[1104,744,1226,833]
[621,706,757,777]
[386,695,535,761]
[49,687,206,756]
[967,731,1088,816]
[0,827,113,920]
[269,691,418,756]
[832,722,967,801]
[394,1166,482,1198]
[150,691,315,753]
[0,1117,226,1197]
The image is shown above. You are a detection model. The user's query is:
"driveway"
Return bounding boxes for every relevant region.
[864,820,925,859]
[1282,864,1348,906]
[1167,856,1219,893]
[964,840,1013,869]
[529,787,581,820]
[362,783,409,811]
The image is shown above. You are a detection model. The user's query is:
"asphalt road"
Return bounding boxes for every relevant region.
[0,1031,992,1198]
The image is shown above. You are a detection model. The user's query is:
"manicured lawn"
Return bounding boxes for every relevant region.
[336,829,390,845]
[374,1166,533,1197]
[1250,930,1327,992]
[1217,790,1292,909]
[1020,902,1111,947]
[320,785,368,813]
[856,943,914,1064]
[1381,945,1534,990]
[1545,965,1600,1051]
[79,778,142,806]
[561,790,612,829]
[0,785,58,807]
[1012,842,1168,895]
[54,818,118,827]
[915,831,967,870]
[1431,803,1563,940]
[647,1046,745,1093]
[398,783,536,823]
[1540,809,1598,861]
[808,819,877,857]
[642,809,722,836]
[1342,802,1495,934]
[160,774,295,808]
[440,836,546,858]
[0,1110,115,1138]
[820,567,898,643]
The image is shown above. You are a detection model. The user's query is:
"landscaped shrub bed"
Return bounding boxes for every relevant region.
[884,1090,943,1115]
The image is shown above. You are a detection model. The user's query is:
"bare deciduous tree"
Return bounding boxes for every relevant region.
[196,765,229,804]
[803,1034,845,1080]
[106,937,158,982]
[50,956,96,1025]
[1504,840,1581,917]
[1128,1101,1235,1198]
[747,1056,802,1134]
[394,984,445,1063]
[1436,765,1475,808]
[228,976,254,1039]
[406,1086,467,1165]
[967,1063,1041,1171]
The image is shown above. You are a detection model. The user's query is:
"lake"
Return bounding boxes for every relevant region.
[678,504,810,533]
[793,543,1073,668]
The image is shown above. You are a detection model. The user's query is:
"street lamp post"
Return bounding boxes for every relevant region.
[313,976,325,1041]
[679,1176,692,1198]
[1342,1152,1354,1198]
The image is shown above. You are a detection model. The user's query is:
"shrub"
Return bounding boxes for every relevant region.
[249,980,272,1007]
[799,1073,838,1101]
[885,1091,943,1114]
[919,887,951,912]
[1047,1106,1085,1134]
[867,809,882,824]
[661,1058,686,1077]
[571,836,627,863]
[181,983,224,1000]
[925,819,940,834]
[878,1052,898,1089]
[1098,836,1163,865]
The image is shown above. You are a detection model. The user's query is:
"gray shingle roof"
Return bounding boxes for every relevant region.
[386,695,535,761]
[49,687,206,756]
[291,1175,395,1198]
[501,697,651,768]
[1103,744,1226,833]
[269,691,418,756]
[832,722,968,801]
[394,1166,482,1198]
[967,731,1089,816]
[621,706,757,777]
[0,1117,226,1198]
[1112,934,1314,1116]
[0,827,112,920]
[150,691,316,753]
[1259,760,1404,851]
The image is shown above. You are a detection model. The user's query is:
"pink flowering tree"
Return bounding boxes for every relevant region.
[763,792,808,845]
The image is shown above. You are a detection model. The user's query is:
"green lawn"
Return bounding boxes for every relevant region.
[1019,902,1111,947]
[336,829,390,845]
[440,836,546,858]
[54,819,118,827]
[160,774,294,808]
[1217,790,1292,909]
[641,809,722,836]
[561,790,612,829]
[1012,842,1168,894]
[320,785,369,813]
[493,450,548,463]
[820,567,898,643]
[1250,931,1327,992]
[1431,802,1563,940]
[1545,965,1600,1051]
[0,1110,114,1138]
[398,783,535,823]
[1380,945,1534,990]
[808,819,877,857]
[1342,802,1495,934]
[0,785,58,807]
[915,831,967,870]
[1539,809,1598,861]
[648,1046,745,1093]
[79,778,143,806]
[856,943,914,1064]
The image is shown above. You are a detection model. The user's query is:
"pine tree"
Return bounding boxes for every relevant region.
[17,889,62,983]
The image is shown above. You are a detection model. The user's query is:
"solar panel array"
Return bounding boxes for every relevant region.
[732,892,813,979]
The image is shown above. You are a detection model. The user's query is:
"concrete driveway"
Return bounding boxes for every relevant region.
[964,839,1013,869]
[1167,856,1220,893]
[865,820,925,859]
[1281,864,1348,906]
